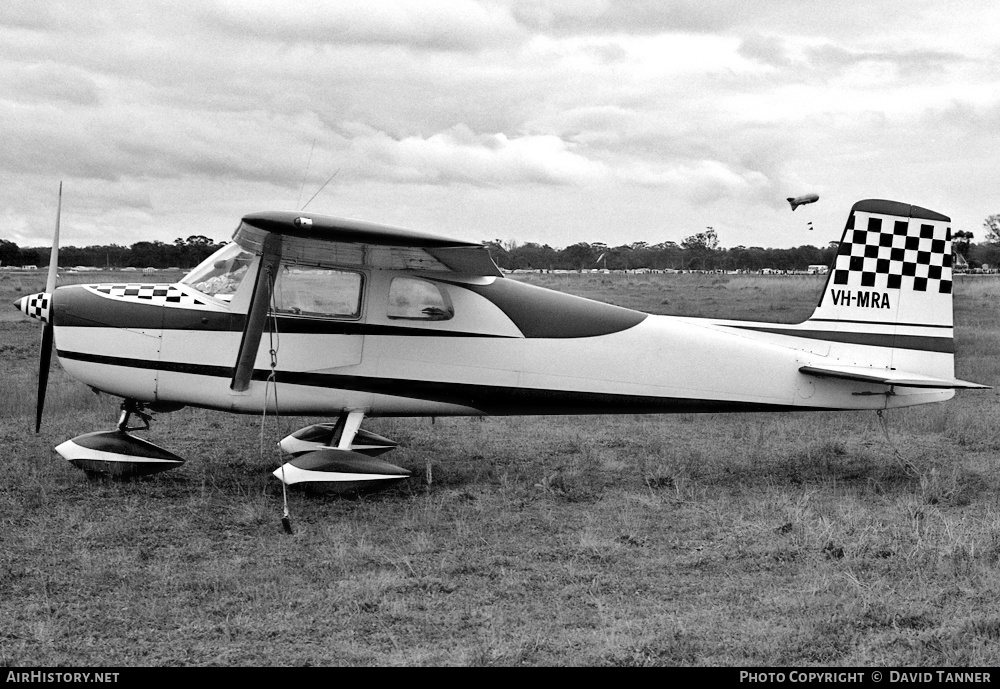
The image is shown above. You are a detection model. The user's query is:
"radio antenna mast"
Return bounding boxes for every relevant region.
[301,169,340,211]
[295,138,317,210]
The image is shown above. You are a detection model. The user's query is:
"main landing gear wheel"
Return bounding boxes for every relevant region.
[274,411,410,493]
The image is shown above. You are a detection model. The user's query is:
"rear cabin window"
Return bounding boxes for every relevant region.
[387,277,453,321]
[273,265,363,318]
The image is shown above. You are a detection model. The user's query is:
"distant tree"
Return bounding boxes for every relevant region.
[651,241,682,270]
[169,236,225,268]
[0,239,21,267]
[511,242,557,271]
[481,239,510,270]
[560,242,596,270]
[970,241,1000,269]
[681,227,719,252]
[953,230,974,259]
[681,228,719,270]
[983,215,1000,244]
[129,241,171,268]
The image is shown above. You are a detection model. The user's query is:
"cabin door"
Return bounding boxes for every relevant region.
[268,263,366,371]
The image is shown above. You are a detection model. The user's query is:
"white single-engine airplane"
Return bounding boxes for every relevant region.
[15,194,989,489]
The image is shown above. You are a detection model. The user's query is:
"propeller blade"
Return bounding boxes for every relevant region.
[46,183,61,294]
[231,234,282,392]
[36,182,62,432]
[36,323,53,433]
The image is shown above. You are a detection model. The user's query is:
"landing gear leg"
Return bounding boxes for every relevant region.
[118,399,152,432]
[337,411,365,450]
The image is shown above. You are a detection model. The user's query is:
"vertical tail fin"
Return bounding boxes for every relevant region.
[799,199,988,391]
[810,199,953,328]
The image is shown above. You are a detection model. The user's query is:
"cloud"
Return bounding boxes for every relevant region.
[0,62,101,106]
[207,0,524,51]
[510,0,741,34]
[612,159,775,207]
[737,34,792,68]
[806,43,966,80]
[339,123,606,186]
[2,0,1000,252]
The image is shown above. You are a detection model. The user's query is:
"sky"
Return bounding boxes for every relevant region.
[3,1,1000,252]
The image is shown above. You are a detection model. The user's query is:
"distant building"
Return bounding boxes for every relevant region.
[808,265,829,275]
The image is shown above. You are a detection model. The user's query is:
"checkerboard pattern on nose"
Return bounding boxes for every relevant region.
[832,214,953,294]
[92,284,205,306]
[21,292,51,323]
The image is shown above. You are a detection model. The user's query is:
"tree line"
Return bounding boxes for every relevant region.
[4,215,1000,273]
[0,236,226,270]
[485,215,1000,272]
[484,235,837,272]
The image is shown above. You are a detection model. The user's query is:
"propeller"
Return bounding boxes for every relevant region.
[36,182,62,432]
[230,232,282,392]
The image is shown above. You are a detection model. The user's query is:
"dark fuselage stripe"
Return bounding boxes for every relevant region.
[56,349,816,415]
[727,325,954,353]
[805,317,953,329]
[457,278,648,338]
[61,309,513,338]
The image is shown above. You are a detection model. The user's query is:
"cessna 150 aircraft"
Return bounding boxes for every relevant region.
[15,194,988,489]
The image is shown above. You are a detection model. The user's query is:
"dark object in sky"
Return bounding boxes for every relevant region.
[787,193,819,210]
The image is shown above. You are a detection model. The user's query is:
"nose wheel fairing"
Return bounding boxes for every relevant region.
[55,430,185,479]
[54,401,184,479]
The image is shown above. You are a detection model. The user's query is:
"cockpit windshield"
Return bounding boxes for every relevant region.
[182,243,253,302]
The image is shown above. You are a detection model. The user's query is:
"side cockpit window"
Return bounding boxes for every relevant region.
[388,277,453,321]
[273,265,363,318]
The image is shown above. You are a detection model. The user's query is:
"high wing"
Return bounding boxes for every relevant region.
[236,211,503,277]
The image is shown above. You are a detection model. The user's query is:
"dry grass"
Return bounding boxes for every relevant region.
[1,272,999,666]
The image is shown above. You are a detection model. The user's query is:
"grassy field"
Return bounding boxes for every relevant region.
[1,271,999,666]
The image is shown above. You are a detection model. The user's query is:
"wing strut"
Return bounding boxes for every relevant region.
[231,233,282,392]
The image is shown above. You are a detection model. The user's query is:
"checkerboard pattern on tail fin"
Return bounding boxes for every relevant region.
[809,199,953,328]
[832,210,952,294]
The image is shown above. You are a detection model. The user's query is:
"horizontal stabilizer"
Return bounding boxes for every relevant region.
[799,364,990,389]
